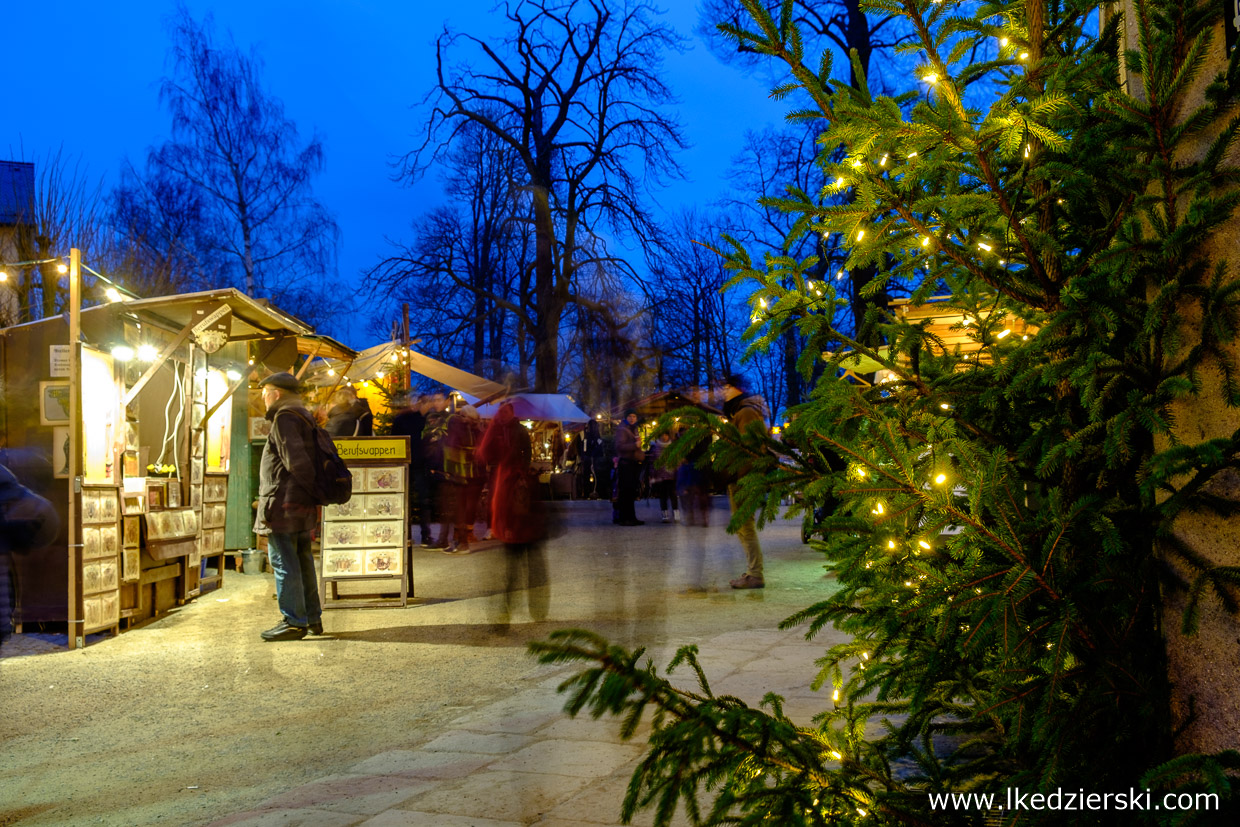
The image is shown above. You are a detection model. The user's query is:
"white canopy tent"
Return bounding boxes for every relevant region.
[300,341,508,399]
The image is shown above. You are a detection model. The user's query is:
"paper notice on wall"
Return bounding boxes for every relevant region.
[50,344,70,377]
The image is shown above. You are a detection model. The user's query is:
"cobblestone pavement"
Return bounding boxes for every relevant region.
[1,499,843,826]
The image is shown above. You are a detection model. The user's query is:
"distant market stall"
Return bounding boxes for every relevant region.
[0,284,353,648]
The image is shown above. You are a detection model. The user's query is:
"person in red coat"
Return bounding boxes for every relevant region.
[476,402,549,624]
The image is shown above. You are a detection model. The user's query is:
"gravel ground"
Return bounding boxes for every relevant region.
[0,500,840,826]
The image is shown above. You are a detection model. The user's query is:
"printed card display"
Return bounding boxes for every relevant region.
[364,520,403,547]
[325,499,364,520]
[367,466,405,493]
[365,494,404,519]
[364,548,401,575]
[324,549,364,575]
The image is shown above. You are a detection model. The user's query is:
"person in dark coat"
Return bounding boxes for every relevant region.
[584,419,609,499]
[1,461,59,647]
[324,387,374,437]
[390,393,431,547]
[614,409,644,526]
[477,402,548,624]
[254,372,324,641]
[440,404,484,553]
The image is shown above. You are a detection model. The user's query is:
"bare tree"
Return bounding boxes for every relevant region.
[1,149,105,322]
[406,0,686,392]
[147,4,340,324]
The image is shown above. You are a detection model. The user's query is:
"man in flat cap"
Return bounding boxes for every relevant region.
[254,372,323,641]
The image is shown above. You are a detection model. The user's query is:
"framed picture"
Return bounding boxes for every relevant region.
[146,481,165,511]
[101,525,119,556]
[367,466,406,493]
[166,483,181,508]
[81,490,100,523]
[122,493,145,516]
[190,485,202,508]
[325,499,363,520]
[123,515,141,547]
[190,458,204,485]
[248,417,271,441]
[364,520,403,547]
[83,527,101,558]
[39,381,70,425]
[123,451,140,478]
[366,493,404,520]
[324,549,364,576]
[53,426,71,479]
[364,548,401,575]
[100,490,118,521]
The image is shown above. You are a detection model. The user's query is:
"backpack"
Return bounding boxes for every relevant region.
[277,410,353,505]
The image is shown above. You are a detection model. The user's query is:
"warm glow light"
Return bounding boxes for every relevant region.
[1000,37,1009,46]
[0,271,7,282]
[1019,52,1029,60]
[856,230,865,241]
[919,539,932,549]
[921,237,930,247]
[226,369,242,381]
[887,540,896,549]
[978,242,992,252]
[57,263,68,274]
[997,329,1012,339]
[136,344,158,362]
[935,473,947,484]
[940,403,950,410]
[327,369,336,377]
[105,287,123,302]
[111,345,135,362]
[880,154,888,166]
[376,371,385,379]
[922,72,938,84]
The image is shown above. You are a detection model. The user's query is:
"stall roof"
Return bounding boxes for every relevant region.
[115,288,316,341]
[614,388,725,420]
[302,341,508,400]
[472,393,591,423]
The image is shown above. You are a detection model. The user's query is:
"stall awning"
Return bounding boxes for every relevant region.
[114,288,317,340]
[301,341,508,400]
[472,393,591,423]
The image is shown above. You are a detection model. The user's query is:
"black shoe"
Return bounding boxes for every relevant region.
[261,620,307,641]
[308,623,324,635]
[617,519,645,526]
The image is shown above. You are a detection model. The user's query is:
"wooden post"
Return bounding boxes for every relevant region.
[402,303,412,394]
[67,249,83,650]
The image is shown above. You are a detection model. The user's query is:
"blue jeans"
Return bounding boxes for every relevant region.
[267,530,321,628]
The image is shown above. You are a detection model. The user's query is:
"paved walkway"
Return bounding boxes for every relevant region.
[209,624,824,827]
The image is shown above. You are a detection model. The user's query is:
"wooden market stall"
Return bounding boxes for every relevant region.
[0,286,352,648]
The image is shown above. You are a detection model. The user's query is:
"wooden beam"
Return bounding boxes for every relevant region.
[122,321,196,408]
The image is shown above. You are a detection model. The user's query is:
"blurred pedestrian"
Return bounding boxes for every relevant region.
[391,393,432,548]
[614,409,644,526]
[441,404,484,553]
[721,374,770,589]
[323,386,374,437]
[477,402,549,625]
[583,419,609,499]
[675,432,713,593]
[647,431,678,523]
[423,393,451,549]
[1,461,58,648]
[254,372,323,641]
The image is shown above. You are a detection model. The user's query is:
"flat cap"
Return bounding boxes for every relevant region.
[259,372,301,392]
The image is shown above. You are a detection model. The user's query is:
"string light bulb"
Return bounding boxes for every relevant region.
[105,287,123,302]
[923,72,939,85]
[935,473,947,484]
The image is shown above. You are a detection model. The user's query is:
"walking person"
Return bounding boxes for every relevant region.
[323,386,373,437]
[721,374,770,589]
[647,431,679,523]
[442,404,484,553]
[675,432,713,593]
[477,402,549,625]
[583,419,609,499]
[614,409,645,526]
[254,372,324,641]
[390,393,432,548]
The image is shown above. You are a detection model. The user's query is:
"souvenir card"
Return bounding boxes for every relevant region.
[121,548,140,582]
[364,520,403,547]
[324,549,364,575]
[100,558,118,591]
[324,522,362,547]
[82,490,100,523]
[367,466,405,493]
[166,483,181,508]
[100,525,119,556]
[325,499,363,520]
[184,509,200,535]
[190,485,202,508]
[351,469,366,493]
[366,493,404,519]
[83,596,103,630]
[101,592,119,625]
[99,490,118,521]
[364,548,401,575]
[83,527,101,558]
[123,515,141,547]
[83,561,101,593]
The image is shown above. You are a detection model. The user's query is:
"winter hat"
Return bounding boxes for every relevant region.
[259,372,301,392]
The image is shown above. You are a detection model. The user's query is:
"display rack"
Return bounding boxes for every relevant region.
[81,486,121,636]
[319,435,412,609]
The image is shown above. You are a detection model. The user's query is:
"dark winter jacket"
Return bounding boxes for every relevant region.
[254,396,320,535]
[390,408,427,465]
[720,392,771,482]
[325,398,374,437]
[476,403,543,544]
[615,421,643,462]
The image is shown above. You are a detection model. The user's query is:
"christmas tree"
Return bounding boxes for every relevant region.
[533,1,1240,823]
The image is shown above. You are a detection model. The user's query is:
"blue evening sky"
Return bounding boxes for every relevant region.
[6,1,788,344]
